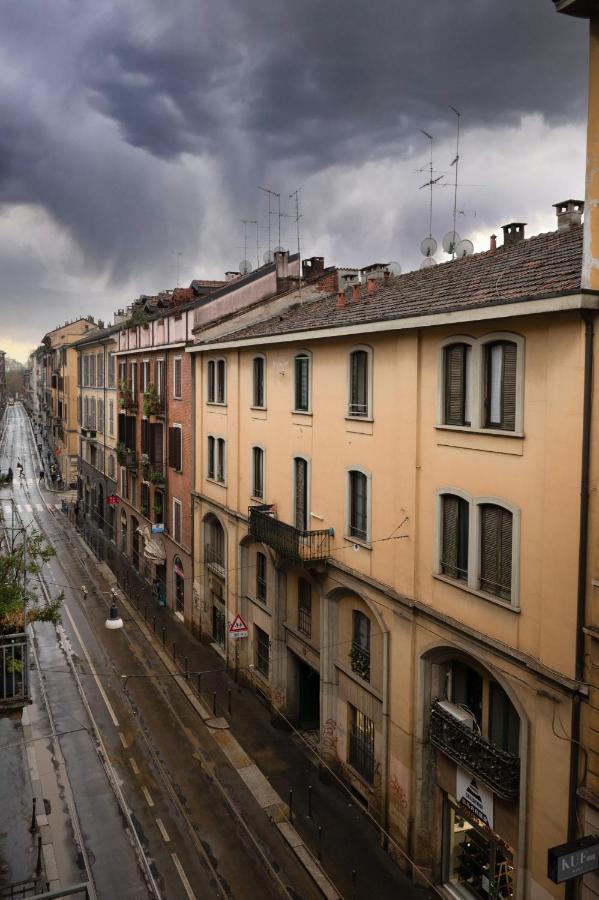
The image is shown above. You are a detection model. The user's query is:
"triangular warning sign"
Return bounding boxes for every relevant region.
[229,614,248,633]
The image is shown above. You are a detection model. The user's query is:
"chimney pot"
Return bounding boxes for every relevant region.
[367,278,377,294]
[352,283,361,302]
[490,234,497,252]
[383,269,390,284]
[501,222,526,246]
[553,199,584,230]
[336,290,346,309]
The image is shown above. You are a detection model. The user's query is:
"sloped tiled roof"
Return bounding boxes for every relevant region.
[203,226,583,345]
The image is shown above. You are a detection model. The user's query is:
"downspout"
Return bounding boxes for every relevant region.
[381,626,390,848]
[566,309,594,900]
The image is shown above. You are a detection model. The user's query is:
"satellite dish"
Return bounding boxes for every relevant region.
[442,231,460,255]
[420,257,437,269]
[263,250,274,264]
[420,237,438,257]
[239,259,253,275]
[455,239,474,258]
[388,261,402,276]
[273,245,286,253]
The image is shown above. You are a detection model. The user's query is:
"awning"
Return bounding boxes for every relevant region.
[141,525,166,563]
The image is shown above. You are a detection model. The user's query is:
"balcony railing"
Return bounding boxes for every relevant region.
[429,700,519,801]
[118,386,137,411]
[205,544,225,576]
[248,505,331,564]
[0,632,29,710]
[142,460,165,485]
[116,448,137,469]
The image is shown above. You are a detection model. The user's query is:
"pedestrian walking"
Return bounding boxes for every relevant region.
[37,443,42,455]
[39,470,44,484]
[7,468,13,484]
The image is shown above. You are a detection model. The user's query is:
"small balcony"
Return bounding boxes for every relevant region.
[116,446,137,469]
[142,385,165,418]
[248,505,332,564]
[205,544,225,576]
[429,700,519,801]
[118,383,137,411]
[142,460,166,485]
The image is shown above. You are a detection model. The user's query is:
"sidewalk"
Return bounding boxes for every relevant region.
[103,584,434,900]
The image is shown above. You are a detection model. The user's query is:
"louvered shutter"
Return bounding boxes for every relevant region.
[501,342,517,431]
[441,495,459,577]
[480,505,512,601]
[498,508,513,600]
[118,413,126,445]
[444,344,466,425]
[169,427,182,470]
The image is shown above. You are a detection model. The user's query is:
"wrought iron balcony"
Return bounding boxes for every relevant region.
[116,448,137,469]
[248,505,332,564]
[205,544,225,576]
[430,699,519,801]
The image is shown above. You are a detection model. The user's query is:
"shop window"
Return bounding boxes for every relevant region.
[348,705,375,784]
[444,798,514,899]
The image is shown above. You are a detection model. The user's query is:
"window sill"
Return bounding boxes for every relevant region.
[250,495,264,503]
[250,405,267,412]
[292,409,312,416]
[344,534,372,551]
[206,401,227,409]
[206,476,227,487]
[435,424,524,439]
[173,395,182,401]
[345,415,373,423]
[433,573,519,612]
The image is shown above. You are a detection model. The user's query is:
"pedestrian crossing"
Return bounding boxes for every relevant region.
[0,500,64,516]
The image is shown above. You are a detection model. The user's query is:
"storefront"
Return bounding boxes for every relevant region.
[443,771,514,900]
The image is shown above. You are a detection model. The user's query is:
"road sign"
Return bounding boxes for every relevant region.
[229,613,248,639]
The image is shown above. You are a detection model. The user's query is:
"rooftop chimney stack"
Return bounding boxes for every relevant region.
[502,222,526,246]
[490,234,497,252]
[352,283,361,302]
[553,199,584,230]
[336,290,346,309]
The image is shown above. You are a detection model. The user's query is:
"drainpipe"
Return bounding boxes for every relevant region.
[381,627,390,846]
[566,309,595,900]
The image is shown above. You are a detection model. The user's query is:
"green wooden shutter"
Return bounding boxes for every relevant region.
[501,342,517,431]
[444,344,466,425]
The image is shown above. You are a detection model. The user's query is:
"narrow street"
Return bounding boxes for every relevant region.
[1,403,323,900]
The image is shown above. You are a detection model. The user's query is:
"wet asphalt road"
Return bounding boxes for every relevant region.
[1,405,321,900]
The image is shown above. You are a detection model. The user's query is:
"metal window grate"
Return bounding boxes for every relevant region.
[349,705,375,784]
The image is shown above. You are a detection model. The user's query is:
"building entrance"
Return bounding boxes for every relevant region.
[298,659,320,730]
[443,796,514,899]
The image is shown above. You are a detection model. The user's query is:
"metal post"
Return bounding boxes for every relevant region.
[29,797,37,833]
[144,606,147,623]
[288,789,293,823]
[352,870,357,898]
[235,642,239,684]
[228,689,232,716]
[152,617,156,633]
[184,657,188,679]
[162,628,166,647]
[172,642,176,661]
[318,826,322,861]
[308,785,313,819]
[197,672,202,695]
[35,835,43,875]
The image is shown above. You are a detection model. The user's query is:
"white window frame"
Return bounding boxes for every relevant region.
[345,466,372,547]
[434,487,520,610]
[251,354,266,409]
[251,445,265,500]
[173,356,182,400]
[156,359,165,399]
[207,357,227,406]
[216,437,226,484]
[293,350,312,414]
[172,497,182,544]
[292,455,311,531]
[437,333,524,435]
[347,345,373,419]
[141,359,150,394]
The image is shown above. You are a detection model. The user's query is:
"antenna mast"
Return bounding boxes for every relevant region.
[259,186,280,255]
[173,250,183,288]
[289,186,302,264]
[449,105,461,259]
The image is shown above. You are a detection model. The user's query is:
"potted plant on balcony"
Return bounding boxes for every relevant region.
[116,442,133,466]
[143,384,160,417]
[149,469,165,485]
[140,504,148,517]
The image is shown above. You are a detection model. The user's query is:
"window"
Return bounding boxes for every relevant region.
[485,341,517,431]
[168,425,182,471]
[154,490,164,524]
[441,494,469,581]
[130,361,137,396]
[108,354,115,388]
[98,399,104,433]
[207,358,226,404]
[120,467,128,500]
[348,348,370,417]
[90,397,96,429]
[97,352,104,387]
[348,470,368,542]
[489,680,520,755]
[83,397,89,426]
[255,626,270,678]
[256,552,267,602]
[89,354,96,388]
[351,611,371,681]
[173,498,182,543]
[77,396,81,425]
[216,438,226,483]
[294,457,308,531]
[348,706,375,784]
[77,355,82,387]
[294,353,310,412]
[108,400,114,436]
[108,454,115,479]
[119,361,127,388]
[252,447,264,499]
[173,357,182,399]
[480,504,513,601]
[156,359,165,401]
[207,436,215,480]
[297,578,312,637]
[140,482,150,517]
[448,661,520,755]
[444,343,471,426]
[84,356,90,387]
[141,360,150,393]
[252,356,265,408]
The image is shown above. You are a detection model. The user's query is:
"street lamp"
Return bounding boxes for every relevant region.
[105,589,123,630]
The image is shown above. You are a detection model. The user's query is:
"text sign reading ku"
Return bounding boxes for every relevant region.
[548,835,599,884]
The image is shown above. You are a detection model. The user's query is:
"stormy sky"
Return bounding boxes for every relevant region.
[0,0,589,361]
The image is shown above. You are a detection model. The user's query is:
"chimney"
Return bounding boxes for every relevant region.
[490,234,497,252]
[336,290,346,309]
[352,283,361,302]
[302,256,325,280]
[502,222,526,246]
[553,199,584,230]
[367,278,377,294]
[275,249,289,280]
[383,269,390,284]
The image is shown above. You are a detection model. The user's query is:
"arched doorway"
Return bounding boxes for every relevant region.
[174,556,185,616]
[203,514,226,648]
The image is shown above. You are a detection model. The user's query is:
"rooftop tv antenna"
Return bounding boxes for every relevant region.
[259,186,280,255]
[289,186,303,265]
[449,105,461,259]
[241,219,259,268]
[418,130,441,262]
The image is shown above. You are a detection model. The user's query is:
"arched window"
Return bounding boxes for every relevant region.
[350,610,371,681]
[207,358,226,404]
[441,494,469,581]
[348,348,371,418]
[484,340,517,430]
[294,352,311,412]
[252,446,264,500]
[347,469,369,542]
[252,356,266,408]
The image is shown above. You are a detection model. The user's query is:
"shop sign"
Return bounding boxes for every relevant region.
[456,767,494,830]
[151,523,165,534]
[548,835,599,884]
[106,495,120,505]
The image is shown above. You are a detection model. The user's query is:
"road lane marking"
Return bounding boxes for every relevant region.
[130,758,140,775]
[142,786,154,808]
[119,732,128,750]
[62,604,120,728]
[24,503,32,512]
[156,818,170,843]
[35,504,43,512]
[171,853,196,900]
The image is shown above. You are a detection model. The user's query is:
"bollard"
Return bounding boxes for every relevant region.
[308,785,313,819]
[212,692,217,716]
[197,672,202,695]
[228,689,232,716]
[184,657,189,679]
[162,628,166,647]
[172,642,176,661]
[35,835,43,875]
[352,869,357,898]
[152,616,156,633]
[318,826,322,861]
[29,797,37,834]
[289,789,293,823]
[144,606,147,623]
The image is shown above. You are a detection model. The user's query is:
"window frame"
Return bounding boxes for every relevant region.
[293,351,312,414]
[256,551,267,603]
[348,704,375,785]
[292,455,310,532]
[297,577,312,637]
[173,356,182,400]
[207,357,227,406]
[251,445,265,500]
[252,355,266,409]
[347,345,373,419]
[255,625,270,678]
[172,497,182,544]
[346,467,372,547]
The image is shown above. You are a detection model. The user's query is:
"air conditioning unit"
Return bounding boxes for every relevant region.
[437,700,477,731]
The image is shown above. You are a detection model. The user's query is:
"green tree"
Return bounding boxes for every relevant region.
[0,530,63,633]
